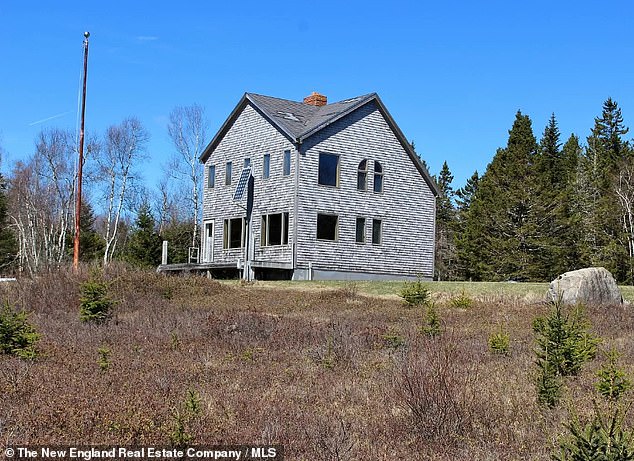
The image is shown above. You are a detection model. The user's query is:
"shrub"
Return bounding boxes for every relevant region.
[536,357,563,408]
[533,299,599,378]
[554,406,634,461]
[596,348,632,402]
[420,303,442,338]
[400,278,431,307]
[450,290,473,309]
[488,327,510,355]
[0,300,40,359]
[80,277,114,323]
[97,346,111,372]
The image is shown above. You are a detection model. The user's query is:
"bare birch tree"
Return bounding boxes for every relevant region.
[167,104,207,249]
[615,158,634,282]
[7,129,77,273]
[97,117,148,265]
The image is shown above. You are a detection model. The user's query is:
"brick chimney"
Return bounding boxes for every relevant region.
[303,91,327,107]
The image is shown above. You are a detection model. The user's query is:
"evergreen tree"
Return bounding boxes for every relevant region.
[462,111,540,281]
[434,161,457,280]
[0,171,17,271]
[125,202,162,268]
[581,98,632,281]
[160,221,194,265]
[454,171,479,280]
[455,170,479,214]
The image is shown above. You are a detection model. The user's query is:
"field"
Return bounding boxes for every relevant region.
[1,268,634,460]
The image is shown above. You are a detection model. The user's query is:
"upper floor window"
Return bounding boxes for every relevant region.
[357,160,368,191]
[244,158,251,168]
[207,165,215,189]
[261,212,289,246]
[373,161,383,193]
[283,150,291,176]
[317,213,338,241]
[318,153,339,187]
[225,161,232,186]
[263,154,270,179]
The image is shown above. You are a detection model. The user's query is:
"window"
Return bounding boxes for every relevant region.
[225,161,232,186]
[283,150,291,176]
[357,160,368,191]
[244,158,251,168]
[372,219,382,244]
[317,214,338,241]
[355,217,366,243]
[261,212,289,246]
[263,154,270,179]
[373,161,383,193]
[318,153,339,187]
[207,165,215,189]
[223,217,244,249]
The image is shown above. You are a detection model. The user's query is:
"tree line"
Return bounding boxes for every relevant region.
[433,97,634,283]
[0,105,207,274]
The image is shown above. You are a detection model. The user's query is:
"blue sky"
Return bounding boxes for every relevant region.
[1,0,633,191]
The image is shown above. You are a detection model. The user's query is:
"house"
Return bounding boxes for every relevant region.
[197,91,439,280]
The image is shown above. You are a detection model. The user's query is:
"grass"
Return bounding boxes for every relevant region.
[1,267,634,459]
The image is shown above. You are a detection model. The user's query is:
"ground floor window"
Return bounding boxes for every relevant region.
[261,212,289,246]
[356,217,366,243]
[223,217,245,249]
[317,214,338,241]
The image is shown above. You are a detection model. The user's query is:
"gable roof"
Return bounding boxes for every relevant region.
[200,92,439,196]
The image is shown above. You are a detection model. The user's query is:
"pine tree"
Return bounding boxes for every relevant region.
[463,111,540,281]
[0,171,17,271]
[455,170,479,214]
[125,202,162,268]
[581,98,632,281]
[434,161,457,280]
[454,171,480,280]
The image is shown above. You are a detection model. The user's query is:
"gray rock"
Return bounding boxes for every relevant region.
[547,267,623,306]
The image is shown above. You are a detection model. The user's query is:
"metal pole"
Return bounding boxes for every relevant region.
[73,31,90,272]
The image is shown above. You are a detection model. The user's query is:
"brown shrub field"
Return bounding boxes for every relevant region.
[1,267,634,460]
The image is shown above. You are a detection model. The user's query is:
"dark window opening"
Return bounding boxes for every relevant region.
[225,161,232,186]
[261,212,289,246]
[263,154,270,179]
[356,217,365,243]
[374,161,383,193]
[283,150,291,176]
[372,219,382,244]
[208,165,215,189]
[318,153,339,187]
[317,214,338,241]
[357,159,368,191]
[223,217,244,249]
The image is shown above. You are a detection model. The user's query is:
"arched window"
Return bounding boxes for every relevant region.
[357,159,368,191]
[373,161,383,193]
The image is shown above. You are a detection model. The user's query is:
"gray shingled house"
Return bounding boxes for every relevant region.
[197,91,438,280]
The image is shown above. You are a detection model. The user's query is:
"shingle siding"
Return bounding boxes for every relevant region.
[296,101,435,278]
[202,103,295,265]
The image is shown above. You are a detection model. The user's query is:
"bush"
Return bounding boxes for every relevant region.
[420,303,442,338]
[0,300,40,359]
[488,327,510,355]
[400,278,431,307]
[533,299,599,378]
[80,277,114,323]
[450,290,473,309]
[596,348,632,402]
[555,406,634,461]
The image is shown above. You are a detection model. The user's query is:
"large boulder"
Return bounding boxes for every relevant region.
[546,267,623,305]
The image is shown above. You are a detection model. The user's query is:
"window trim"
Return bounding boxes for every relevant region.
[283,150,291,176]
[373,161,384,193]
[355,217,366,243]
[260,212,290,247]
[223,217,245,249]
[263,153,270,179]
[357,159,368,191]
[318,152,340,187]
[316,213,339,241]
[225,161,233,186]
[207,164,215,189]
[372,218,382,245]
